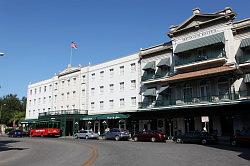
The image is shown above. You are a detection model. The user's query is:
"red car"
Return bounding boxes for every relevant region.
[231,129,250,146]
[132,130,166,142]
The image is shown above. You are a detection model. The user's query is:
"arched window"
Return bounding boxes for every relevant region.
[218,77,229,99]
[183,83,192,102]
[200,80,210,101]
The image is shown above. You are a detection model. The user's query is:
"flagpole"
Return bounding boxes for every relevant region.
[70,47,73,66]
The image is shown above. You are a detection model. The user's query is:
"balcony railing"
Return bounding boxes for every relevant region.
[141,72,170,82]
[239,54,250,64]
[139,91,250,109]
[39,109,88,117]
[175,50,226,66]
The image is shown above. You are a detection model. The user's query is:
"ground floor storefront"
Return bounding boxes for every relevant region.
[129,102,250,138]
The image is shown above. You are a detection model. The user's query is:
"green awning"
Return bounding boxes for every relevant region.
[158,86,169,95]
[143,88,156,96]
[157,58,171,67]
[97,113,129,120]
[174,32,225,53]
[80,115,98,121]
[142,61,156,71]
[20,119,38,124]
[244,74,250,83]
[240,38,250,49]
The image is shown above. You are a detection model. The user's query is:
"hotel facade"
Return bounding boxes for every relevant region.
[24,7,250,137]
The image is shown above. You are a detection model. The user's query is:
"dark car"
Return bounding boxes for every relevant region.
[102,128,130,141]
[8,130,26,138]
[231,129,250,146]
[174,131,216,145]
[132,130,166,142]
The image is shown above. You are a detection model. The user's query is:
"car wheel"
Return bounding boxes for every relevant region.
[201,139,207,145]
[151,137,156,142]
[231,140,237,146]
[176,138,183,143]
[115,136,120,141]
[133,137,138,142]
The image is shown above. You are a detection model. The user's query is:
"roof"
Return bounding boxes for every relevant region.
[140,42,172,57]
[164,65,237,83]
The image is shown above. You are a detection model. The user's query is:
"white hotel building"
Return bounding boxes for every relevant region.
[25,53,140,135]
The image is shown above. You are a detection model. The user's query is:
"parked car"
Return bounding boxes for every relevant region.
[132,130,166,142]
[174,131,216,145]
[231,129,250,146]
[8,130,27,138]
[102,128,130,141]
[74,130,99,139]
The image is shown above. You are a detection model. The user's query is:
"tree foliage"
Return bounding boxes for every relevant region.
[0,94,26,126]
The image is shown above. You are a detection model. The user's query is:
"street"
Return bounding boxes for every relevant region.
[0,136,249,166]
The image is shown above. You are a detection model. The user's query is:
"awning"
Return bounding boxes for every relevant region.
[97,113,129,120]
[244,74,250,83]
[142,61,156,71]
[164,66,236,82]
[143,88,157,96]
[20,119,38,124]
[158,86,169,95]
[240,38,250,49]
[80,115,98,121]
[157,58,171,67]
[174,32,225,54]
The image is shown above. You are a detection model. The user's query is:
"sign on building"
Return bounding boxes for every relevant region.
[201,116,209,122]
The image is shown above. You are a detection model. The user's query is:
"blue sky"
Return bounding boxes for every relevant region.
[0,0,249,98]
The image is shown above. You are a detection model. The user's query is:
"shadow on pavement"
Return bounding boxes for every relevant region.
[206,144,250,161]
[0,140,29,152]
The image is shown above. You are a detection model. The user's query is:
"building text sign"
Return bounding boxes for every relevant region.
[182,29,217,42]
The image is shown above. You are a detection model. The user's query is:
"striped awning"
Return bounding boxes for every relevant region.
[158,86,169,95]
[157,58,171,67]
[240,38,250,49]
[244,74,250,83]
[143,88,156,97]
[143,61,156,71]
[174,32,225,54]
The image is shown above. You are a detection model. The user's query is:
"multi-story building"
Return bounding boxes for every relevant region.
[25,53,139,135]
[24,7,250,138]
[137,7,250,137]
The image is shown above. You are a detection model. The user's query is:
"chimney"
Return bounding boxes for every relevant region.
[225,7,232,14]
[192,8,201,15]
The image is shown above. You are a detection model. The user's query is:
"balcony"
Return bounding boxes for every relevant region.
[175,49,226,72]
[39,109,88,117]
[138,91,250,110]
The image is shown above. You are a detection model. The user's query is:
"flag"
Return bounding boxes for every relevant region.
[71,41,77,49]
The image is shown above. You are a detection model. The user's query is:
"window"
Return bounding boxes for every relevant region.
[120,66,124,75]
[29,100,31,106]
[39,87,41,93]
[54,95,57,102]
[110,68,114,77]
[30,90,32,95]
[62,80,65,86]
[109,100,114,109]
[109,84,114,93]
[73,77,77,83]
[38,98,41,104]
[55,82,58,90]
[100,86,104,94]
[91,102,95,110]
[82,75,86,83]
[131,97,136,106]
[34,99,36,105]
[120,98,125,107]
[91,88,95,96]
[49,96,52,101]
[73,91,76,97]
[91,73,95,80]
[48,108,51,112]
[131,63,136,72]
[100,101,104,110]
[67,79,70,86]
[82,89,85,96]
[131,80,136,89]
[43,97,46,103]
[120,82,124,91]
[100,71,104,79]
[61,93,64,100]
[49,84,52,90]
[44,86,47,92]
[67,92,70,99]
[35,89,37,94]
